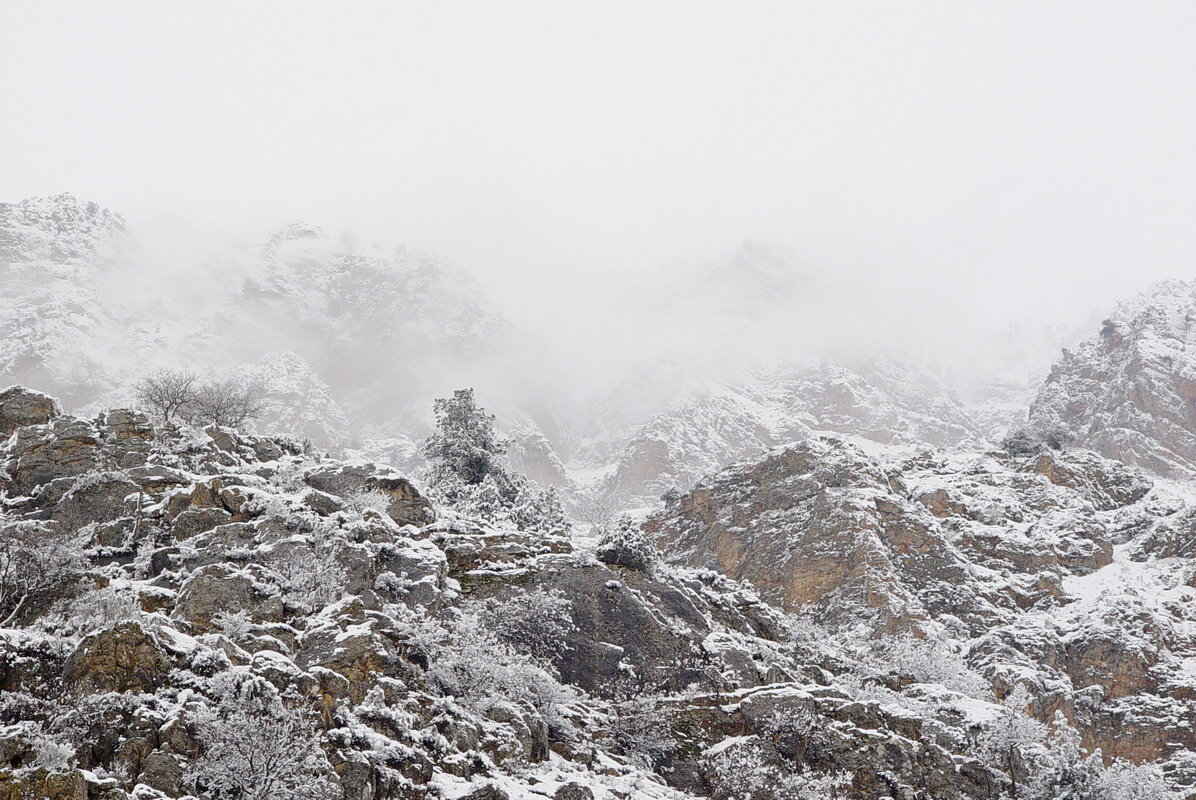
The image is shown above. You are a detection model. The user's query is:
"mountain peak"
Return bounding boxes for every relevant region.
[0,194,126,264]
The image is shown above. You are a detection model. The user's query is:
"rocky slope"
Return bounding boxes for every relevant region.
[1030,280,1196,478]
[647,435,1196,786]
[1,384,1069,800]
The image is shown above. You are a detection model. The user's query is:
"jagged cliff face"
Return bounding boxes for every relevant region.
[0,195,130,407]
[1030,280,1196,478]
[647,436,1196,783]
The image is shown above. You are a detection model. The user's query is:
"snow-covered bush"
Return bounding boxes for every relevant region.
[606,697,678,772]
[704,736,850,800]
[427,629,571,715]
[595,516,658,571]
[975,685,1048,797]
[874,635,989,697]
[212,609,254,642]
[1088,760,1177,800]
[1001,426,1073,457]
[266,528,348,613]
[346,488,390,516]
[192,688,334,800]
[473,588,575,662]
[1016,712,1179,800]
[415,610,578,739]
[41,584,140,637]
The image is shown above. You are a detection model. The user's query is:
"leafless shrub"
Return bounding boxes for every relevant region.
[189,377,268,428]
[134,368,199,423]
[0,518,87,626]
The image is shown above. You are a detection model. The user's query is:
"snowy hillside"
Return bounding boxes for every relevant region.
[582,357,985,508]
[0,383,1186,799]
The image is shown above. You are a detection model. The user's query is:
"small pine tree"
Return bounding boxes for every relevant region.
[423,388,506,486]
[1001,429,1042,457]
[423,389,568,535]
[1041,426,1074,452]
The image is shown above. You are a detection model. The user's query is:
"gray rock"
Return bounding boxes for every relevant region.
[554,783,594,800]
[174,563,284,632]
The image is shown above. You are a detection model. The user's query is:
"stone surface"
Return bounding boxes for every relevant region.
[0,385,60,436]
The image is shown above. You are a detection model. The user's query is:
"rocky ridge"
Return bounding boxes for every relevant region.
[0,385,1042,800]
[591,358,985,509]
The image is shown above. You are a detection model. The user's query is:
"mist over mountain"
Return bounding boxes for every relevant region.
[4,4,1196,797]
[0,193,1094,502]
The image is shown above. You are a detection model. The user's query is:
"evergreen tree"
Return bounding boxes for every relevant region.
[423,388,568,535]
[423,388,507,485]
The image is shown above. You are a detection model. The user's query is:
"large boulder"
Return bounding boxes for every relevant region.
[304,461,435,527]
[54,470,140,527]
[173,563,285,632]
[63,621,185,694]
[0,386,60,436]
[296,599,392,700]
[3,417,102,494]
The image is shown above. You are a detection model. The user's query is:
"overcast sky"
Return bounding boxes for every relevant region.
[3,2,1194,362]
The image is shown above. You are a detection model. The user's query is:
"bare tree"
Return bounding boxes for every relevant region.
[576,491,619,529]
[134,368,199,423]
[190,377,268,428]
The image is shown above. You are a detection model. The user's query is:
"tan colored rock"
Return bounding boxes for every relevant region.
[0,769,87,800]
[63,621,182,694]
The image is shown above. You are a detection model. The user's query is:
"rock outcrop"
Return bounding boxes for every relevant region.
[648,435,1196,786]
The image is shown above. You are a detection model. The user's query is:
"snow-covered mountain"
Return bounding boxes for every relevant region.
[1030,280,1196,477]
[3,213,1195,796]
[0,194,132,406]
[0,195,1004,505]
[582,357,986,508]
[0,196,516,450]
